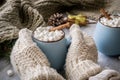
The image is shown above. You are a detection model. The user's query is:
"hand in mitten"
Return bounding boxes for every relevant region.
[67,24,98,63]
[11,28,65,80]
[65,24,101,80]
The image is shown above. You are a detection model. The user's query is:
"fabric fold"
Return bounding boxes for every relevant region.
[89,69,120,80]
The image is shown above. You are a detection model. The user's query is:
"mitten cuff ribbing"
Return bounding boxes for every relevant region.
[66,60,102,80]
[23,65,65,80]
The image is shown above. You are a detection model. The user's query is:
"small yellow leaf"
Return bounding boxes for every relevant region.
[68,14,87,26]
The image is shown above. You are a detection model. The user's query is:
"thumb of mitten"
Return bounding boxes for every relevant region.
[18,28,34,47]
[69,24,84,43]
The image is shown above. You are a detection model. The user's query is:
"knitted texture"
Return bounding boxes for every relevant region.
[0,0,21,42]
[0,0,119,43]
[10,28,65,80]
[0,0,45,43]
[65,24,102,80]
[24,65,64,80]
[89,69,120,80]
[33,0,105,21]
[20,0,46,30]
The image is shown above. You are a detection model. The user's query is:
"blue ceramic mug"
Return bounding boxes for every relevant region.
[94,16,120,56]
[32,31,68,70]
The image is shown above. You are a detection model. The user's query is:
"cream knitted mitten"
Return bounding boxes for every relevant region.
[89,69,120,80]
[66,24,102,80]
[10,28,65,80]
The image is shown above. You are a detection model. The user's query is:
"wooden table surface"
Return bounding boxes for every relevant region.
[0,24,120,80]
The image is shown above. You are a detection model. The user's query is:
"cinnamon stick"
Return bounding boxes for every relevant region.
[100,8,112,20]
[50,22,71,31]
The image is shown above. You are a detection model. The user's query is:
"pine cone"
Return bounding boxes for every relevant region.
[48,13,68,27]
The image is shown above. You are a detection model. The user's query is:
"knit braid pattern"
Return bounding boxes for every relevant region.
[21,0,46,30]
[10,28,65,80]
[0,0,21,42]
[0,0,119,43]
[65,24,102,80]
[67,24,98,63]
[33,0,105,21]
[0,0,45,43]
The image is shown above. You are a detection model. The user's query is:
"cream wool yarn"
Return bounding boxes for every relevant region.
[1,0,120,43]
[1,0,119,43]
[66,24,102,80]
[10,28,65,80]
[89,69,120,80]
[33,0,105,21]
[67,24,98,63]
[0,0,46,43]
[24,65,65,80]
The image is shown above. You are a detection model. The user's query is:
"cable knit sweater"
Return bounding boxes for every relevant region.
[0,0,46,43]
[1,0,117,43]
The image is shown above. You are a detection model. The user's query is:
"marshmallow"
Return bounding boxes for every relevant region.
[34,27,64,42]
[49,37,54,41]
[7,69,14,77]
[100,15,120,27]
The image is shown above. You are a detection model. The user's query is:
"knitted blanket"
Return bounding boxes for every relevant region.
[0,0,120,43]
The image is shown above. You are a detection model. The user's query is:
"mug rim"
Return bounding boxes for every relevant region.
[32,28,65,43]
[99,15,120,28]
